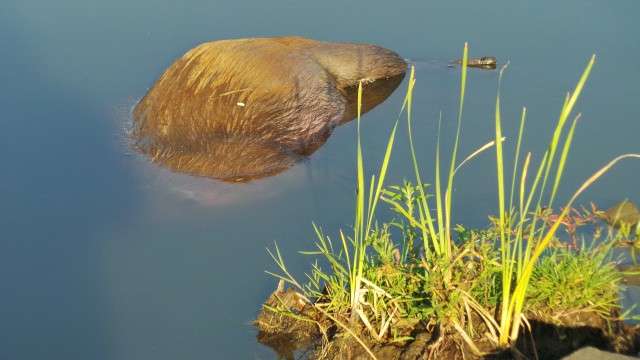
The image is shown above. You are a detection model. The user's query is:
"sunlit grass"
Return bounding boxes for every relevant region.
[263,44,640,358]
[527,242,623,318]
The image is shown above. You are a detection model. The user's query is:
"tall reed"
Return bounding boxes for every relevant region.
[346,66,414,313]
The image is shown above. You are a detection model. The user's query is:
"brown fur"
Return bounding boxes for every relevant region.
[132,36,407,182]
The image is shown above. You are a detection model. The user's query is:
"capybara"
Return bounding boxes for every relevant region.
[132,36,407,182]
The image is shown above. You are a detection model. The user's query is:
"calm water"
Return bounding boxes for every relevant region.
[1,0,639,359]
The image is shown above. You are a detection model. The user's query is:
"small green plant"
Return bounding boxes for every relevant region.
[263,44,640,359]
[527,243,623,318]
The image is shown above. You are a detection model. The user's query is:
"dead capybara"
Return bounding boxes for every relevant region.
[132,36,407,182]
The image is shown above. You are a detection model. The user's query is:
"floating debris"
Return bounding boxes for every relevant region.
[449,56,497,70]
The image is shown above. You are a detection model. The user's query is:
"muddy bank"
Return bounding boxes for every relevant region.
[255,287,640,360]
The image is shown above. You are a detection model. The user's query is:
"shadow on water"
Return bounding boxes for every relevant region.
[0,6,137,360]
[487,319,640,359]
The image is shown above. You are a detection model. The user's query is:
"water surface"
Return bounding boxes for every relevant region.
[1,0,639,359]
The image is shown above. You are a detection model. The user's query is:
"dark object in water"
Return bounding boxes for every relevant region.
[132,36,407,182]
[449,56,497,70]
[602,200,640,228]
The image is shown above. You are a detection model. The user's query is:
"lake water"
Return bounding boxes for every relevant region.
[1,0,639,359]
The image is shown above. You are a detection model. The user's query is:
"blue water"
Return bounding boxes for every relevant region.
[1,0,639,359]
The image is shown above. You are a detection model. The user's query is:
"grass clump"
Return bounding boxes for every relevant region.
[526,244,623,318]
[259,44,640,359]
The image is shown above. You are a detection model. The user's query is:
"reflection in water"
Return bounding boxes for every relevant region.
[118,99,316,208]
[132,36,406,182]
[130,155,308,208]
[136,134,304,183]
[619,265,640,286]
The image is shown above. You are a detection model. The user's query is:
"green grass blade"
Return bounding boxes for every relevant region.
[366,121,399,235]
[434,114,445,254]
[444,42,469,255]
[403,67,438,253]
[494,67,511,344]
[540,55,596,209]
[549,114,580,205]
[509,107,527,213]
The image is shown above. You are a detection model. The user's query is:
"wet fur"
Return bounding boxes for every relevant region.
[132,36,406,182]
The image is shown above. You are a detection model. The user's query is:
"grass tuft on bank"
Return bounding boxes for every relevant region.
[260,44,640,359]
